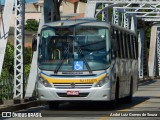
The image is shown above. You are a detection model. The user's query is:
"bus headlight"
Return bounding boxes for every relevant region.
[95,77,109,87]
[39,77,52,87]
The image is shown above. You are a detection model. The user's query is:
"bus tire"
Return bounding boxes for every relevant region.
[124,79,133,104]
[48,101,59,110]
[109,80,119,109]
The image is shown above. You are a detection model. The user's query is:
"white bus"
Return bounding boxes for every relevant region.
[34,19,138,109]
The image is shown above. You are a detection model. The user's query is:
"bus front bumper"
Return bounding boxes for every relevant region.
[37,82,111,101]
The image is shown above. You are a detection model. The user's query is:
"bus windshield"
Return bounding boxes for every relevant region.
[38,26,110,72]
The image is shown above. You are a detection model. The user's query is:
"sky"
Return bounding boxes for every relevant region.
[0,0,38,5]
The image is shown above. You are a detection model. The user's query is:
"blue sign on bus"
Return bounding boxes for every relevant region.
[74,61,84,71]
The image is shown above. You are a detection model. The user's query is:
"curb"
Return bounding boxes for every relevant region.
[138,79,159,88]
[0,101,42,113]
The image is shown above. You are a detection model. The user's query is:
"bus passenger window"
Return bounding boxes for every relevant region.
[133,37,137,59]
[131,35,134,59]
[135,37,138,59]
[121,31,125,58]
[127,34,131,59]
[119,31,123,58]
[116,30,120,58]
[111,29,116,59]
[130,35,134,59]
[123,33,128,58]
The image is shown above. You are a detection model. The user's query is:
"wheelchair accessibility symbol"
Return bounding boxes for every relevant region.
[74,61,84,70]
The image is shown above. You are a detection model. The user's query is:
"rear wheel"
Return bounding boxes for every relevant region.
[48,101,59,110]
[124,79,133,104]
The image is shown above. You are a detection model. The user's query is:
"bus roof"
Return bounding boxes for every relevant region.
[111,23,136,35]
[42,19,110,28]
[42,19,136,35]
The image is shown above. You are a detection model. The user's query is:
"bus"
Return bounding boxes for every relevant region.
[34,19,138,109]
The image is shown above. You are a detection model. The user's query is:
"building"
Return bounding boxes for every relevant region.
[9,3,41,27]
[60,0,86,19]
[1,0,86,27]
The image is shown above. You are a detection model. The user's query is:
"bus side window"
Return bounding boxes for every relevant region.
[119,31,123,58]
[123,32,128,58]
[121,31,125,59]
[131,35,134,59]
[127,34,132,59]
[116,30,120,58]
[135,37,138,59]
[111,28,116,59]
[133,36,137,59]
[129,35,133,59]
[125,33,130,58]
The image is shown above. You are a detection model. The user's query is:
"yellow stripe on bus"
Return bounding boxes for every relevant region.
[41,73,106,83]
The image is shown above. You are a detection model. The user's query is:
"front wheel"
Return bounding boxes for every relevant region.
[108,81,119,109]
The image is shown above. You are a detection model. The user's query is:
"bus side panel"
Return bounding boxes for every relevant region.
[110,59,117,101]
[110,58,124,100]
[132,60,138,94]
[110,58,138,100]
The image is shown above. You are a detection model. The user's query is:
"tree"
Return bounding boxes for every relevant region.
[53,0,63,21]
[0,43,14,79]
[25,19,39,32]
[0,43,32,80]
[53,0,87,21]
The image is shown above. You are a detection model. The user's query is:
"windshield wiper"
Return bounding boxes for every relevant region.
[54,43,70,74]
[77,46,93,74]
[54,39,92,74]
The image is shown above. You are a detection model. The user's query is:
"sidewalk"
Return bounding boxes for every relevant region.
[0,100,41,113]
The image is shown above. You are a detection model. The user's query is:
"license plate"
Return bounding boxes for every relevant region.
[67,91,79,96]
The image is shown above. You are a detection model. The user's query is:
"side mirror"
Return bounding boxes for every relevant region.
[32,36,37,51]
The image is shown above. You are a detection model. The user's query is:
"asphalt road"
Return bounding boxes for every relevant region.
[1,79,160,120]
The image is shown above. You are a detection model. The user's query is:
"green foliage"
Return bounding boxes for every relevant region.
[97,14,102,21]
[0,43,14,81]
[97,4,102,9]
[0,43,32,80]
[0,43,32,100]
[25,19,39,32]
[0,43,14,100]
[24,47,32,64]
[24,64,31,78]
[146,27,151,41]
[24,47,32,77]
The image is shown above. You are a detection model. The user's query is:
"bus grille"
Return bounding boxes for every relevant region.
[57,93,89,97]
[53,84,93,89]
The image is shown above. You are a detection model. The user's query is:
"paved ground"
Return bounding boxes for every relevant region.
[0,79,160,120]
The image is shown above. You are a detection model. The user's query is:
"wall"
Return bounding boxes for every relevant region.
[61,2,75,16]
[77,2,86,13]
[10,13,41,27]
